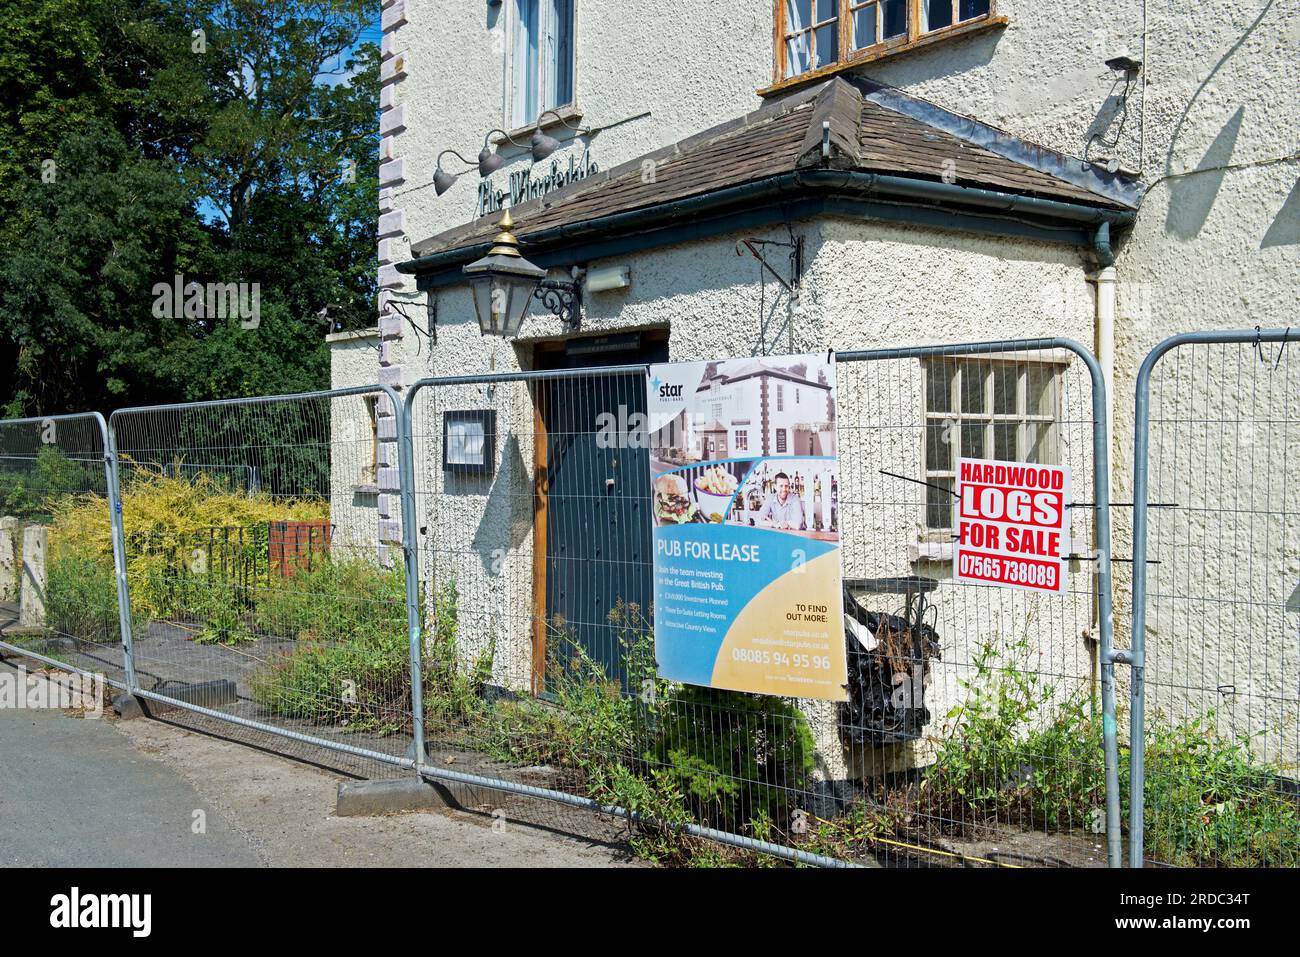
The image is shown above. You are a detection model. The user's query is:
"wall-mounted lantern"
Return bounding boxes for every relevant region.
[462,209,546,337]
[461,209,582,336]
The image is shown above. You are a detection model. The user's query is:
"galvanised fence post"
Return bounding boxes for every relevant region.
[0,411,134,691]
[393,383,426,774]
[105,414,139,693]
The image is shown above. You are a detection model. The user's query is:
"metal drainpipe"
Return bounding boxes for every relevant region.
[1089,221,1122,866]
[1087,225,1118,667]
[1091,222,1117,493]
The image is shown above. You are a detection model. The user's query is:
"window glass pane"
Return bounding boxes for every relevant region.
[813,23,838,67]
[786,0,810,32]
[547,0,574,109]
[960,365,987,414]
[882,0,907,38]
[926,360,954,413]
[926,478,953,529]
[992,365,1018,415]
[513,0,540,122]
[960,0,991,21]
[786,33,812,76]
[926,422,952,472]
[926,0,953,31]
[1027,366,1055,417]
[852,3,878,49]
[1026,423,1052,464]
[993,422,1018,461]
[960,420,985,458]
[816,0,838,21]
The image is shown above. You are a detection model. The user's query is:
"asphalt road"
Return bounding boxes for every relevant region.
[0,708,261,867]
[0,662,635,867]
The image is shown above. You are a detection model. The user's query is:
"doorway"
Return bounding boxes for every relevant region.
[531,331,668,692]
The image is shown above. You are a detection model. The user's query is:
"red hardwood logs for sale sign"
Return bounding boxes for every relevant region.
[953,457,1071,594]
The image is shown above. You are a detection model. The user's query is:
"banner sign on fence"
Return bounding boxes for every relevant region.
[953,457,1071,593]
[646,354,847,700]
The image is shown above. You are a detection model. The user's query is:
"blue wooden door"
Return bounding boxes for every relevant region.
[536,336,667,687]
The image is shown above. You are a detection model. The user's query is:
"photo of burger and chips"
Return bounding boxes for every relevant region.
[654,465,740,525]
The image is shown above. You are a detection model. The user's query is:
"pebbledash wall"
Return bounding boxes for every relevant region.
[334,0,1300,775]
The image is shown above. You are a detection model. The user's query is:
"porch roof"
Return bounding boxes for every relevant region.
[400,77,1141,287]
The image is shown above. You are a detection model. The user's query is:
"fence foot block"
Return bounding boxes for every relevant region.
[113,679,237,720]
[335,777,462,817]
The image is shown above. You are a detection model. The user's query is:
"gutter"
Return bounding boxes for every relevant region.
[397,170,1137,282]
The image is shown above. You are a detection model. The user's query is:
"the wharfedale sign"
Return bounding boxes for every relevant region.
[476,150,598,218]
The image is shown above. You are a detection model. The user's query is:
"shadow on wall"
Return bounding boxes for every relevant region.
[1261,178,1300,249]
[1165,105,1244,241]
[455,433,532,575]
[867,27,1002,90]
[1160,0,1281,241]
[1162,0,1276,170]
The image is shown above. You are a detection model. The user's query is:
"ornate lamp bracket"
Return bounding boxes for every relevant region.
[532,275,583,330]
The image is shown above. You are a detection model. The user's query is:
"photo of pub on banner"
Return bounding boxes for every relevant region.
[646,355,848,701]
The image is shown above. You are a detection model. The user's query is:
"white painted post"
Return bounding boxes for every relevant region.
[19,524,48,627]
[0,516,18,603]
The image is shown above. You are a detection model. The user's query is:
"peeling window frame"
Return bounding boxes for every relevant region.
[767,0,1006,95]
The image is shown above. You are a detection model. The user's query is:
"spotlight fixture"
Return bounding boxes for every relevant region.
[1104,54,1142,76]
[433,149,475,196]
[529,109,592,163]
[478,129,530,178]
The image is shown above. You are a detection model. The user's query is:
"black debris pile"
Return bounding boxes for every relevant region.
[839,589,942,745]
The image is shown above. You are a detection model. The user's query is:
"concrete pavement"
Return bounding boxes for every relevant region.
[0,661,636,867]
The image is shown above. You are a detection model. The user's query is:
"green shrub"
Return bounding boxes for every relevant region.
[45,554,130,644]
[49,467,326,621]
[254,557,405,645]
[798,801,896,862]
[484,603,659,771]
[907,637,1300,868]
[421,581,497,734]
[0,447,102,521]
[251,628,410,734]
[918,637,1104,835]
[250,575,468,737]
[185,583,257,645]
[1138,713,1300,867]
[481,602,816,863]
[649,685,816,834]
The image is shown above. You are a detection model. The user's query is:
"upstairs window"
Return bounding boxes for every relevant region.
[776,0,996,85]
[511,0,575,126]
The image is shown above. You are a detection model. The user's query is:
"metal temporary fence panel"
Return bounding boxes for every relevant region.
[1130,329,1300,867]
[405,337,1120,868]
[0,412,131,690]
[107,386,421,776]
[405,366,852,868]
[834,339,1119,867]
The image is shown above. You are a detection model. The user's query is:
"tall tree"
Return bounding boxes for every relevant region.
[0,0,377,416]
